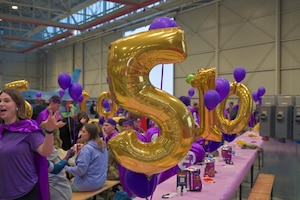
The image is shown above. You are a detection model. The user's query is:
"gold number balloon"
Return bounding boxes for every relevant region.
[107,27,194,177]
[97,91,118,119]
[25,101,33,118]
[5,80,32,118]
[216,81,253,134]
[78,90,90,111]
[190,68,222,142]
[5,80,29,91]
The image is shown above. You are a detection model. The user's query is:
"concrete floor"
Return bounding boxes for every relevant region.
[231,157,284,200]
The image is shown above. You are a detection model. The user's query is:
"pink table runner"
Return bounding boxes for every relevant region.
[134,131,264,200]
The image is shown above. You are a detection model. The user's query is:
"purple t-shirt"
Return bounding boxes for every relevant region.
[36,108,63,125]
[0,130,44,199]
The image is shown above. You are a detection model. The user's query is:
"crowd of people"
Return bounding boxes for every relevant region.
[0,90,260,200]
[0,89,154,200]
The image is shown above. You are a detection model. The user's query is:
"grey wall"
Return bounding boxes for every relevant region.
[42,0,300,100]
[0,51,44,90]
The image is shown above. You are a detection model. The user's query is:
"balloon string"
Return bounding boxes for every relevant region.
[73,115,76,145]
[149,176,157,200]
[160,64,164,90]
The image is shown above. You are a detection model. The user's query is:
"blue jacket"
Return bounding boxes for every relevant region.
[65,141,108,191]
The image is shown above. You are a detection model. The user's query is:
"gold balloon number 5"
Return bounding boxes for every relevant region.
[107,28,195,177]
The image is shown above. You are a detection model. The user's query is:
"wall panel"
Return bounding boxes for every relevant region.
[0,51,41,89]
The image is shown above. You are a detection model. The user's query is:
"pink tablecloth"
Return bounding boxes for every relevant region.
[134,131,264,200]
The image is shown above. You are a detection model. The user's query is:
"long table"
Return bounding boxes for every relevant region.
[134,131,264,200]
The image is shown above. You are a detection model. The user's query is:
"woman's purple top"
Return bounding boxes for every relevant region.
[0,120,49,200]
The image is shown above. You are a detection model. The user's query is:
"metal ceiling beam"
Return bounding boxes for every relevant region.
[2,0,161,53]
[0,13,79,30]
[80,0,161,30]
[106,0,141,6]
[0,0,215,53]
[19,31,73,53]
[1,35,44,43]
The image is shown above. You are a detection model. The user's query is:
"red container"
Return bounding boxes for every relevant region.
[75,144,83,154]
[221,145,232,163]
[186,167,202,191]
[204,158,215,177]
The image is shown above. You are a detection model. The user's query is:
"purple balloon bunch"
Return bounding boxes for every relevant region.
[252,86,266,105]
[58,72,84,102]
[203,77,230,111]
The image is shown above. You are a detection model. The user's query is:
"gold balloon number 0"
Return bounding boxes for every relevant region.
[96,91,118,119]
[216,82,253,134]
[106,28,195,177]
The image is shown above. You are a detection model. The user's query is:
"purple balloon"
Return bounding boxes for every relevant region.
[125,170,158,198]
[222,133,237,142]
[77,94,84,103]
[204,141,221,153]
[59,89,65,98]
[204,90,220,110]
[149,17,178,30]
[190,142,206,162]
[144,126,160,143]
[102,99,110,109]
[233,67,246,82]
[188,88,195,97]
[215,78,230,102]
[257,87,266,96]
[69,83,82,100]
[36,92,42,98]
[252,92,259,102]
[58,73,72,90]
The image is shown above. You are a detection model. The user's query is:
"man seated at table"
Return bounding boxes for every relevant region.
[101,118,132,199]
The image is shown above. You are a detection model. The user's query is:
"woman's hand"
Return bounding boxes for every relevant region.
[63,149,75,161]
[43,110,59,131]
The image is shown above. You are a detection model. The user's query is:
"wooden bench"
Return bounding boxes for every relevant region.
[248,173,275,200]
[72,180,120,200]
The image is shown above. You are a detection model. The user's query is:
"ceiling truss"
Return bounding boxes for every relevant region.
[0,0,215,53]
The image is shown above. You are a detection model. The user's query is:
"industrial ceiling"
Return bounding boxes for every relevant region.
[0,0,214,53]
